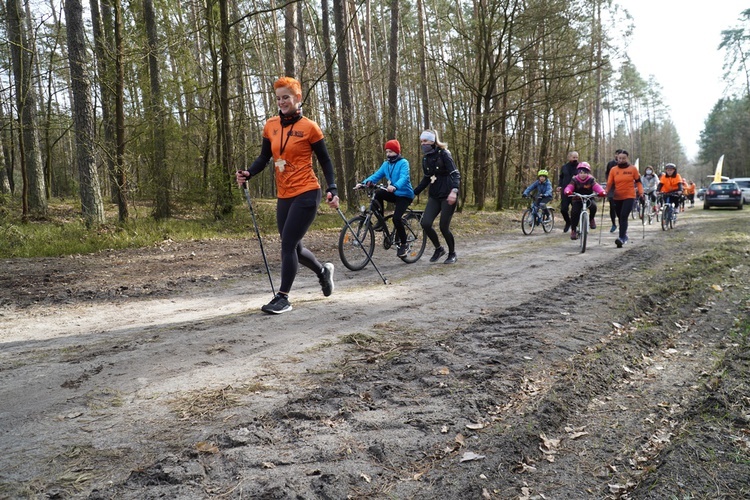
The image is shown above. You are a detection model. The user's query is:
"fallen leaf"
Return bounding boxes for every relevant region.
[261,461,276,469]
[459,451,486,462]
[569,431,589,440]
[612,322,623,329]
[711,284,723,292]
[466,422,486,430]
[195,441,219,454]
[436,367,450,375]
[441,425,449,434]
[360,473,371,483]
[539,433,561,450]
[455,433,466,446]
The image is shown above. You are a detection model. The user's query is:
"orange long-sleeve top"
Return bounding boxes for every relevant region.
[658,173,684,193]
[606,164,643,200]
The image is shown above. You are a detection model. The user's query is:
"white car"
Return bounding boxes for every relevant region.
[729,177,750,204]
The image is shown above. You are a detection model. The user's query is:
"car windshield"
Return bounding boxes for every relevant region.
[735,180,750,189]
[710,183,737,189]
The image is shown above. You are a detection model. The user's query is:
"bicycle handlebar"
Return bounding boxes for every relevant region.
[568,192,600,199]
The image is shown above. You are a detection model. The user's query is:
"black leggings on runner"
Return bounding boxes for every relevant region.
[276,189,323,294]
[612,198,635,241]
[421,196,456,253]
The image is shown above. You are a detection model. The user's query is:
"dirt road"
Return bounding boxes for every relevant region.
[1,204,748,499]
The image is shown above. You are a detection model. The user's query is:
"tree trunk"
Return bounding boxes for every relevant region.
[283,1,296,76]
[321,0,345,204]
[386,0,399,140]
[218,0,234,216]
[64,0,106,226]
[7,0,47,216]
[416,0,429,129]
[113,0,129,221]
[333,0,356,202]
[90,0,118,202]
[143,0,171,219]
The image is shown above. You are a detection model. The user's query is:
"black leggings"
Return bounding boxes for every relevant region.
[569,199,597,230]
[612,198,635,240]
[372,190,413,244]
[421,196,456,253]
[276,189,323,294]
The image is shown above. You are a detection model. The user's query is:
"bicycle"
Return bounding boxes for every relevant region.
[639,192,655,225]
[568,192,599,253]
[659,191,680,231]
[338,184,427,271]
[521,196,555,235]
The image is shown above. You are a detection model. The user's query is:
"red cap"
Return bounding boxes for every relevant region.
[384,139,401,155]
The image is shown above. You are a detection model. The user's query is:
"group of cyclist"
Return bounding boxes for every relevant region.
[522,149,692,248]
[235,77,692,316]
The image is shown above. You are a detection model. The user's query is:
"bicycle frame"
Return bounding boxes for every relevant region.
[521,197,554,235]
[569,192,598,253]
[338,184,426,272]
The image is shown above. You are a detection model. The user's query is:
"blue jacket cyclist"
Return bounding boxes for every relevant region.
[358,140,415,257]
[522,169,554,217]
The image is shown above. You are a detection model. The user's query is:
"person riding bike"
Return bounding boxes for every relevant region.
[641,166,658,212]
[356,139,415,258]
[657,163,684,212]
[563,162,605,240]
[522,169,554,220]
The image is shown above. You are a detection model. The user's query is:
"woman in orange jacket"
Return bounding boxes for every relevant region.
[605,150,643,248]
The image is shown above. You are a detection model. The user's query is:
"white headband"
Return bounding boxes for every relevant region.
[420,131,436,142]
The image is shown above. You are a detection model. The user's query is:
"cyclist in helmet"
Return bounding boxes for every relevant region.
[522,169,554,219]
[563,162,606,240]
[657,163,683,212]
[641,166,658,212]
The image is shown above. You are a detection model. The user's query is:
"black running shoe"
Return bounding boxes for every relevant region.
[615,238,623,248]
[444,252,457,264]
[397,244,409,257]
[429,246,446,262]
[318,263,335,297]
[261,293,292,314]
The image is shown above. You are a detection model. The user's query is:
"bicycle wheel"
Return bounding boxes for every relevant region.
[521,208,536,235]
[338,215,375,271]
[661,205,670,231]
[542,208,555,233]
[579,212,589,253]
[399,212,427,263]
[646,200,653,225]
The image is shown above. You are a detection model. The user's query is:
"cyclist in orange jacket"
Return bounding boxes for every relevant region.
[657,163,684,214]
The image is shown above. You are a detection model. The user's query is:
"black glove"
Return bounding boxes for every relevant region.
[522,193,528,198]
[326,184,338,198]
[365,181,375,188]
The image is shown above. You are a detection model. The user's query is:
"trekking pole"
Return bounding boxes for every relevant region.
[241,182,276,296]
[599,198,608,245]
[335,207,389,285]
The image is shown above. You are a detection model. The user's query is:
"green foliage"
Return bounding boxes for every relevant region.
[0,194,354,259]
[698,96,750,177]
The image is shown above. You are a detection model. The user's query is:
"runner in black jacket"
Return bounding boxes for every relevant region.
[414,129,461,264]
